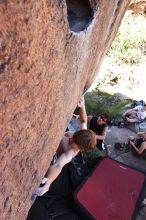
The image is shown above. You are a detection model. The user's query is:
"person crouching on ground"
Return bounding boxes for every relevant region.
[128,131,146,158]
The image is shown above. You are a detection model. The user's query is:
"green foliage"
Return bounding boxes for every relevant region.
[85,90,132,119]
[106,99,131,118]
[108,13,146,65]
[85,92,102,115]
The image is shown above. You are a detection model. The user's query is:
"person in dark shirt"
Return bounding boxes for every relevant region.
[128,131,146,159]
[88,114,109,151]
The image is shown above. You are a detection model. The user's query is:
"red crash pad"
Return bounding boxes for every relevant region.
[74,158,145,220]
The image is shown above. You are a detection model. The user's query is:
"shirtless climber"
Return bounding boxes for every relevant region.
[32,98,96,198]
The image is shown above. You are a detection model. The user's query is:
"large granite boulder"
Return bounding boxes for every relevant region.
[0,0,131,219]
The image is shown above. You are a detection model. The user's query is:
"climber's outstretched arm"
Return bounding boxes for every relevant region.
[33,150,73,197]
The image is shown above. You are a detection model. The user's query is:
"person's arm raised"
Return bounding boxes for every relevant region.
[78,97,87,129]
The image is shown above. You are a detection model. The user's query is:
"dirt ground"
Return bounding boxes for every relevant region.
[105,126,146,220]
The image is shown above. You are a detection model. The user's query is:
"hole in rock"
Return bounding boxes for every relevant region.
[66,0,93,32]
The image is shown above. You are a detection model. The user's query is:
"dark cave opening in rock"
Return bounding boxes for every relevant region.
[66,0,93,32]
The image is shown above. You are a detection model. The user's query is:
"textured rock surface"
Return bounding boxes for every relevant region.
[0,0,131,219]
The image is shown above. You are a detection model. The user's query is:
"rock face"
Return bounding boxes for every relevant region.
[0,0,131,219]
